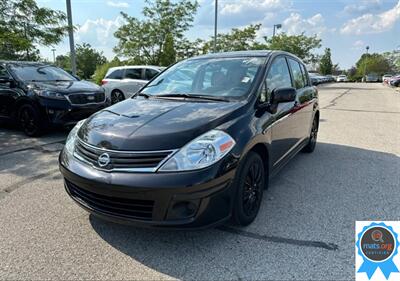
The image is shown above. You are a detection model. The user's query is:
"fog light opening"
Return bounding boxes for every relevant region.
[169,200,200,220]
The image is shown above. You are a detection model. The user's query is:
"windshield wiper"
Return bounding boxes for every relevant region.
[135,92,151,99]
[155,93,228,102]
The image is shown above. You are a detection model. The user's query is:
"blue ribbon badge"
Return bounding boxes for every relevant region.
[356,222,399,279]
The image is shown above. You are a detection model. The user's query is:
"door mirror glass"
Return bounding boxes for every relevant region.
[271,87,296,104]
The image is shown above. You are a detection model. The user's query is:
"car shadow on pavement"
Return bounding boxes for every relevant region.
[88,142,400,280]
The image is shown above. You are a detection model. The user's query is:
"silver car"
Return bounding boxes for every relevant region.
[101,65,165,104]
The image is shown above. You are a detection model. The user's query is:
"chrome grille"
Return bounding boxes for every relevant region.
[74,139,175,172]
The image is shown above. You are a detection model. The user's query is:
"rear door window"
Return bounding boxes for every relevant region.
[145,68,159,80]
[106,69,123,79]
[125,68,142,80]
[288,58,305,89]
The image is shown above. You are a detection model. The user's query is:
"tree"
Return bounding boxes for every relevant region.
[114,0,199,65]
[75,43,107,79]
[175,38,206,60]
[55,55,70,71]
[203,24,263,53]
[355,53,391,78]
[382,50,400,73]
[319,48,333,75]
[0,0,68,60]
[93,58,123,85]
[265,33,322,64]
[160,33,176,66]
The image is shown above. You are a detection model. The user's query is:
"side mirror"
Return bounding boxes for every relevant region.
[271,87,296,104]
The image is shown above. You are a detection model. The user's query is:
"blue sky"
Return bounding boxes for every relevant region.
[37,0,400,69]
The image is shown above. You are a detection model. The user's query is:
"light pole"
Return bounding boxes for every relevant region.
[66,0,77,75]
[51,48,56,64]
[213,0,218,53]
[363,46,369,82]
[273,24,282,37]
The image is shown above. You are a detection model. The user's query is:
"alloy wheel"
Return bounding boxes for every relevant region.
[242,160,263,217]
[20,107,38,136]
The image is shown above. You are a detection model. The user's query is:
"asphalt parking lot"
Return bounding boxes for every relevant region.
[0,83,399,280]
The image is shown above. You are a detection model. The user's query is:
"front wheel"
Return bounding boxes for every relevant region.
[232,152,265,226]
[18,104,45,137]
[302,115,318,153]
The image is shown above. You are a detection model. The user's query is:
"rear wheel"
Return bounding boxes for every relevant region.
[18,104,45,137]
[232,152,265,226]
[111,90,125,104]
[302,115,318,153]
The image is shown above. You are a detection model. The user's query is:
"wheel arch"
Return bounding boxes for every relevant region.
[244,142,270,187]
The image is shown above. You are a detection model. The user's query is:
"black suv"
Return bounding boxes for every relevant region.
[0,61,108,136]
[59,51,319,228]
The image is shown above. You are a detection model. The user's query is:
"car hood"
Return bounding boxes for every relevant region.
[78,98,246,151]
[28,80,102,94]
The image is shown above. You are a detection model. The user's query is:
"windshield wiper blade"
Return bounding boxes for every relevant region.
[135,92,150,99]
[155,93,228,102]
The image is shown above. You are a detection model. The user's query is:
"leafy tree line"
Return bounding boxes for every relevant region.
[0,0,68,61]
[1,0,396,84]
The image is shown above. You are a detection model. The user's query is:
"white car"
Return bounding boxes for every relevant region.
[336,75,347,82]
[101,65,165,104]
[382,74,392,84]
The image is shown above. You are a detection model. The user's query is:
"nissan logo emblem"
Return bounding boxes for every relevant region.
[98,153,110,167]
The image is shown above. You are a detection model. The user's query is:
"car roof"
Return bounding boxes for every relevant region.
[192,50,272,59]
[189,50,305,63]
[109,65,163,70]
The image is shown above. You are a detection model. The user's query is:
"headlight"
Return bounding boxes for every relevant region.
[34,89,66,100]
[159,130,235,172]
[64,119,86,155]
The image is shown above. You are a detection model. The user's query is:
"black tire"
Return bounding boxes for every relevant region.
[18,104,45,137]
[111,90,125,104]
[302,115,318,153]
[232,152,265,226]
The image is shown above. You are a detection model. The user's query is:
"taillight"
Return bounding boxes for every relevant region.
[101,79,107,85]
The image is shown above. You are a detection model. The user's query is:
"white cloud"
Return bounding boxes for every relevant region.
[106,1,130,8]
[341,0,400,34]
[220,0,286,15]
[343,0,382,15]
[352,40,365,50]
[282,13,328,36]
[74,16,124,58]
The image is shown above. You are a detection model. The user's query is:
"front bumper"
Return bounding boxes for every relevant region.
[38,97,109,126]
[59,149,238,229]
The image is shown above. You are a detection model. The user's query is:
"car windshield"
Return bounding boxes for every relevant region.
[141,57,266,100]
[9,65,76,82]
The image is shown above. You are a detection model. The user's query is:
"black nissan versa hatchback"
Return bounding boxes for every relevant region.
[59,50,319,228]
[0,61,108,136]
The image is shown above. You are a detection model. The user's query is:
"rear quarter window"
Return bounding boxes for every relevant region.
[288,58,305,89]
[106,69,123,79]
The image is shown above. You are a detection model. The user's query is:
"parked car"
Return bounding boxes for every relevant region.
[389,75,400,87]
[59,50,319,228]
[0,61,108,136]
[101,65,165,104]
[382,74,392,84]
[364,73,379,82]
[336,75,348,82]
